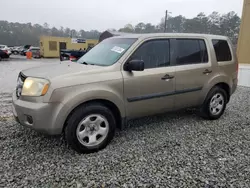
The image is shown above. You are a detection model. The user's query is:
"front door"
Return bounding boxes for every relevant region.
[122,39,175,118]
[173,38,213,109]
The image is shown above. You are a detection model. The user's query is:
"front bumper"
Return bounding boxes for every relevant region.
[12,92,64,135]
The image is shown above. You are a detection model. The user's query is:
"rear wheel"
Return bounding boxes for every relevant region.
[65,103,116,153]
[199,86,227,120]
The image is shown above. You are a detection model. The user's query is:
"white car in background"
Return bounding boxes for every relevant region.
[11,46,22,55]
[0,45,12,56]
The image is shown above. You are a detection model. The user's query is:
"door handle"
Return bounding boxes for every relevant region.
[203,69,212,74]
[161,74,175,80]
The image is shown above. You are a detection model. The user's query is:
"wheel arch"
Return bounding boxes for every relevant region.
[49,84,126,134]
[202,81,231,104]
[63,99,123,133]
[213,82,230,103]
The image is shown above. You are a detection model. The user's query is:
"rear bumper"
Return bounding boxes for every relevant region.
[231,78,238,95]
[12,92,64,135]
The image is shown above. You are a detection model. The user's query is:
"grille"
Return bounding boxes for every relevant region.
[16,72,27,98]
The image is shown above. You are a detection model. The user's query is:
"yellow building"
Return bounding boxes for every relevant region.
[40,36,98,58]
[237,0,250,64]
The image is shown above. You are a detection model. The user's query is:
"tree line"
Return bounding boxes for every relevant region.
[0,11,240,46]
[119,11,240,45]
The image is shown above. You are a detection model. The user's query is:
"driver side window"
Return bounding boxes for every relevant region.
[130,39,170,69]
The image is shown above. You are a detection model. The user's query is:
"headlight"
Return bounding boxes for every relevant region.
[21,77,50,96]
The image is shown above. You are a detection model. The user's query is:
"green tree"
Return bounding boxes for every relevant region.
[0,11,241,46]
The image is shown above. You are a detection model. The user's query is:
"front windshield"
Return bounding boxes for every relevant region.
[77,38,137,66]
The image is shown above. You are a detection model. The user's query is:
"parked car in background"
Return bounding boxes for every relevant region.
[18,46,23,51]
[0,44,12,56]
[12,33,238,153]
[20,49,28,56]
[11,46,22,55]
[60,49,87,61]
[0,49,9,61]
[28,47,41,58]
[8,46,14,52]
[60,46,94,61]
[20,45,32,56]
[18,47,24,54]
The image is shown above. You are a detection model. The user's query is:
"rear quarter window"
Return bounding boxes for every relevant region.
[212,40,232,62]
[175,39,208,65]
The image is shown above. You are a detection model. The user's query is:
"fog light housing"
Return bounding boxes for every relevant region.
[25,115,33,125]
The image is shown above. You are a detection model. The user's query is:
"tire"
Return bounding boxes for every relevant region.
[199,86,227,120]
[0,56,2,61]
[65,103,116,153]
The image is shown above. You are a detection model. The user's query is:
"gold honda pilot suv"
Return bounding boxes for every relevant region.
[12,33,238,153]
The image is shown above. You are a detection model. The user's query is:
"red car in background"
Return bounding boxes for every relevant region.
[0,49,9,61]
[28,47,41,58]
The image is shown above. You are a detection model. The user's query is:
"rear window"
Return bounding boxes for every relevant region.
[31,49,39,52]
[212,40,232,62]
[175,39,208,65]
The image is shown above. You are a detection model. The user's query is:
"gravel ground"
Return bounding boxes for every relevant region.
[0,87,250,188]
[0,93,12,119]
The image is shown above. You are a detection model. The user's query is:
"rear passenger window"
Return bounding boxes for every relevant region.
[212,40,232,62]
[175,39,208,65]
[130,39,170,69]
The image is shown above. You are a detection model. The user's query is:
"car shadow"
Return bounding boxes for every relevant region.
[124,108,201,129]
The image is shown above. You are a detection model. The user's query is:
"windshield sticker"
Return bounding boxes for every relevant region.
[111,46,125,54]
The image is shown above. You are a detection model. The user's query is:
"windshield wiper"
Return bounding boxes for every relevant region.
[82,62,89,65]
[81,61,99,66]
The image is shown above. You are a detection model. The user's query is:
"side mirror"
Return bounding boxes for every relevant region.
[124,59,144,72]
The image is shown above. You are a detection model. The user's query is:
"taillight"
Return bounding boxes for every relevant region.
[4,50,8,54]
[236,55,239,72]
[235,54,239,80]
[70,56,76,61]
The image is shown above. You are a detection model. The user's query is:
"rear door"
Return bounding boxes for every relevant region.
[173,38,213,109]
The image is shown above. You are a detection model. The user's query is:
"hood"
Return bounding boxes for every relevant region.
[21,62,103,79]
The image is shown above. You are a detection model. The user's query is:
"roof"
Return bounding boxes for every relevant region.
[106,31,133,36]
[111,33,229,40]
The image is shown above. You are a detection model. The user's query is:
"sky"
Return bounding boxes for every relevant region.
[1,0,244,31]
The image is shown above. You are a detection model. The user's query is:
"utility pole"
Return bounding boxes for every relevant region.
[164,10,168,33]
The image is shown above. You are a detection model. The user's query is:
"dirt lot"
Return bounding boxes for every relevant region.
[0,56,250,187]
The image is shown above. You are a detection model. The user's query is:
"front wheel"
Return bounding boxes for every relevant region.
[65,103,116,153]
[199,87,227,120]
